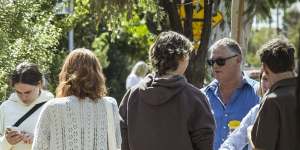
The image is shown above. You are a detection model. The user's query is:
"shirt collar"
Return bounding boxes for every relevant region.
[205,74,257,93]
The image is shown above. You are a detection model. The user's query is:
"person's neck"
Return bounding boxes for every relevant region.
[159,70,183,78]
[269,71,295,87]
[219,74,242,91]
[21,99,36,106]
[219,74,242,104]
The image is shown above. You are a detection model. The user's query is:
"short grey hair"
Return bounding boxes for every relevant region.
[209,38,242,55]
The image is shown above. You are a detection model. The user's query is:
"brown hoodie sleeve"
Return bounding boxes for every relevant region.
[251,98,280,150]
[119,90,131,150]
[188,93,215,150]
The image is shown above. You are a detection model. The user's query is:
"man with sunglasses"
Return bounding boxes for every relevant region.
[201,38,260,150]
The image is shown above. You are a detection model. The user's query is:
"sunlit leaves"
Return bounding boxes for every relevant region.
[0,0,61,100]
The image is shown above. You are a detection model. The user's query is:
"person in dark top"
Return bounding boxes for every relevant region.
[119,31,215,150]
[250,38,300,150]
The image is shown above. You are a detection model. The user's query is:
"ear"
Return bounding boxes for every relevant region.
[236,55,242,64]
[37,81,43,89]
[262,63,273,75]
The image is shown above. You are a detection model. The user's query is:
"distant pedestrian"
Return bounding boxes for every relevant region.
[126,61,148,89]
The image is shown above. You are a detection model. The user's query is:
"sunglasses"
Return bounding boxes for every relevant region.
[207,55,238,66]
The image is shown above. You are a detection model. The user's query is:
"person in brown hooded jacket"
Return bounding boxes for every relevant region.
[250,38,300,150]
[119,31,215,150]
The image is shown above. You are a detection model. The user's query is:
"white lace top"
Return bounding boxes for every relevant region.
[32,96,121,150]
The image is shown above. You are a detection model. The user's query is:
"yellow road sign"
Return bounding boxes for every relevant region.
[178,0,223,48]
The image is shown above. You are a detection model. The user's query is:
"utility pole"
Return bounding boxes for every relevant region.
[231,0,244,44]
[68,0,74,51]
[231,0,245,66]
[55,0,74,51]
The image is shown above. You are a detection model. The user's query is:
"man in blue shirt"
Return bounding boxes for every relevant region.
[201,38,259,150]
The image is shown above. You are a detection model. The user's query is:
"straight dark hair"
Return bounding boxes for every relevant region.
[10,62,43,86]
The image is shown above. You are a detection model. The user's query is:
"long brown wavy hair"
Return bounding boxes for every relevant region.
[56,48,107,100]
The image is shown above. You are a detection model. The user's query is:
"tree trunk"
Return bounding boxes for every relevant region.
[231,0,255,67]
[231,0,244,44]
[158,0,183,33]
[241,1,253,66]
[185,0,213,88]
[183,0,193,40]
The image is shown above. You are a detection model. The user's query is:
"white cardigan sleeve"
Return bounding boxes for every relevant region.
[32,103,52,150]
[0,105,13,150]
[112,100,122,149]
[106,97,122,149]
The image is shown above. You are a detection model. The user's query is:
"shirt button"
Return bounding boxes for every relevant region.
[223,126,226,129]
[225,114,228,117]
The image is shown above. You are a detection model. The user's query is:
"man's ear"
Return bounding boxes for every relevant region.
[262,64,269,75]
[37,80,43,89]
[236,55,242,64]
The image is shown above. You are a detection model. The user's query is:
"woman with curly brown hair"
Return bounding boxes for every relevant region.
[119,31,215,150]
[32,48,121,150]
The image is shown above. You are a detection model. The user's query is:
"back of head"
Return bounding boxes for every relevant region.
[149,31,193,76]
[56,48,107,100]
[259,38,295,73]
[11,62,42,86]
[132,61,148,77]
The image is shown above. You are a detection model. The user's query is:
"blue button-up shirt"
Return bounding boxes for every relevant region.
[201,76,259,150]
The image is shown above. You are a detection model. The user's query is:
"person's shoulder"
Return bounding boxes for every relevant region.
[0,93,19,109]
[244,76,259,87]
[200,79,218,93]
[266,87,296,104]
[184,82,209,103]
[40,90,55,100]
[0,99,15,110]
[101,96,118,106]
[44,97,69,108]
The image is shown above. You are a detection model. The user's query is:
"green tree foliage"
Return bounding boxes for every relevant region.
[92,13,154,102]
[0,0,62,100]
[247,28,286,67]
[284,2,300,53]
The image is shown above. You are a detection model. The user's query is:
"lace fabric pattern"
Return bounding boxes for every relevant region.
[32,96,121,150]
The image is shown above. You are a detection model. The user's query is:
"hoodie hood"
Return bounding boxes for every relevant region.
[138,74,187,106]
[7,90,54,106]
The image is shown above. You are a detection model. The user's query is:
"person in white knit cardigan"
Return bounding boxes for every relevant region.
[32,48,121,150]
[0,62,54,150]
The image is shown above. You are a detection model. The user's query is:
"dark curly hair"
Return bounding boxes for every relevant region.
[149,31,193,76]
[258,38,295,73]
